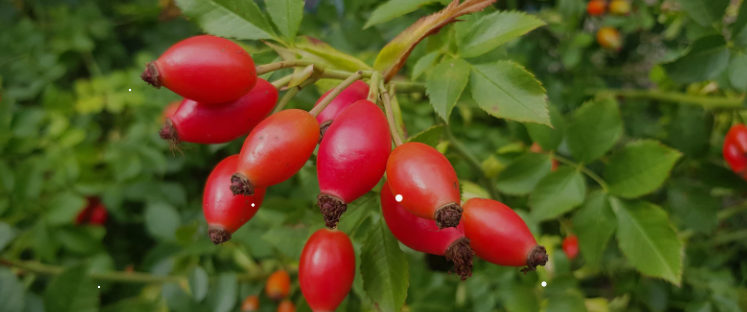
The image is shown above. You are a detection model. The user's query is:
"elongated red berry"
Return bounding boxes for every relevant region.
[724,124,747,176]
[313,80,369,138]
[204,155,267,244]
[386,142,462,229]
[381,181,473,279]
[299,229,355,312]
[141,35,257,104]
[317,100,391,228]
[562,235,579,260]
[231,109,320,196]
[88,203,108,226]
[75,197,98,225]
[160,79,278,145]
[462,198,548,273]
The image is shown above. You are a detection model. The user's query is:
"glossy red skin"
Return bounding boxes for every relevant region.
[313,80,369,124]
[381,181,464,255]
[170,79,278,144]
[204,155,266,233]
[161,101,181,123]
[317,100,391,203]
[587,0,606,15]
[386,142,460,220]
[723,124,747,174]
[299,229,355,312]
[462,198,537,266]
[88,204,108,226]
[236,109,320,189]
[154,35,257,104]
[562,235,579,260]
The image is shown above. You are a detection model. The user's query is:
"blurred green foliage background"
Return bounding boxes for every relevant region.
[1,0,747,311]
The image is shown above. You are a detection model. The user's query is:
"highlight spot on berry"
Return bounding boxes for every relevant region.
[541,281,547,287]
[251,203,255,207]
[395,194,403,202]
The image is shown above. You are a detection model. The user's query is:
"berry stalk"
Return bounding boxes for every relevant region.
[367,71,382,103]
[380,84,404,146]
[273,76,320,114]
[256,60,317,75]
[271,74,294,89]
[309,71,364,117]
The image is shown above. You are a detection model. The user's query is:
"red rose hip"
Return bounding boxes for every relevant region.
[313,80,369,139]
[381,181,473,279]
[462,198,548,273]
[204,155,267,244]
[141,35,257,104]
[299,229,355,312]
[317,100,391,228]
[160,78,278,145]
[88,203,108,226]
[231,109,320,196]
[386,142,462,229]
[723,124,747,176]
[562,235,579,260]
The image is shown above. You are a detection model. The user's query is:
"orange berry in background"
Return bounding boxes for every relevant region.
[241,295,259,312]
[529,142,543,153]
[597,27,622,51]
[587,0,606,15]
[609,0,631,15]
[161,100,181,123]
[265,269,291,301]
[277,300,296,312]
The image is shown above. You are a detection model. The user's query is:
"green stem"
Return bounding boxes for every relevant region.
[310,71,364,117]
[0,258,280,283]
[368,72,382,103]
[446,130,500,200]
[552,154,610,192]
[271,74,293,89]
[712,229,747,245]
[380,84,404,146]
[718,204,747,220]
[321,69,374,80]
[272,77,319,114]
[256,60,317,76]
[592,89,744,109]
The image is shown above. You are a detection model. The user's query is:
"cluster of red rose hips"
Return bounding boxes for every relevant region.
[723,124,747,179]
[587,0,631,51]
[75,197,108,226]
[143,35,548,312]
[241,270,295,312]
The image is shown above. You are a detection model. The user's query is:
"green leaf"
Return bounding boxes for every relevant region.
[373,0,496,81]
[101,298,159,312]
[45,192,86,226]
[407,125,444,147]
[667,184,718,234]
[546,294,589,312]
[206,273,237,312]
[611,198,683,285]
[572,192,616,266]
[364,0,448,28]
[529,167,586,221]
[665,105,710,158]
[144,202,181,241]
[678,0,729,27]
[174,0,277,40]
[525,104,564,151]
[662,35,730,84]
[264,0,304,42]
[495,153,552,195]
[469,61,549,125]
[459,11,546,58]
[605,140,682,198]
[361,222,409,312]
[0,268,25,312]
[565,98,623,163]
[501,285,539,312]
[426,58,470,122]
[732,1,747,48]
[412,51,441,80]
[727,52,747,91]
[189,267,209,302]
[44,265,99,312]
[0,222,15,252]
